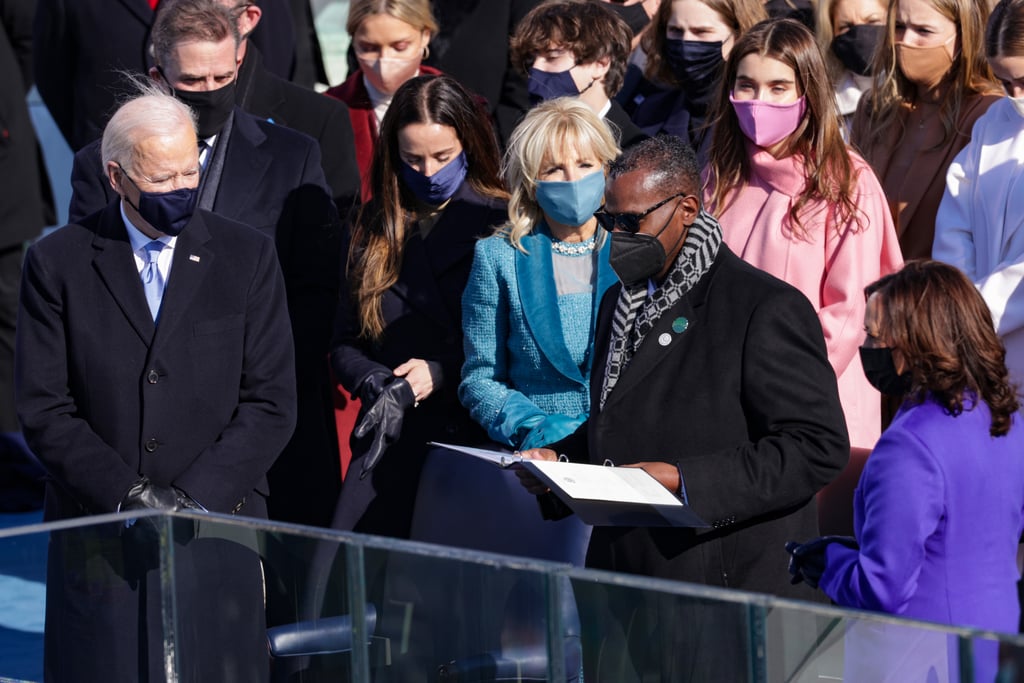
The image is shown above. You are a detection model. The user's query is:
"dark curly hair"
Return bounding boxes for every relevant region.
[510,0,633,97]
[866,260,1020,437]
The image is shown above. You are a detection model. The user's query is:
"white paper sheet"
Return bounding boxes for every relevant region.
[527,460,683,506]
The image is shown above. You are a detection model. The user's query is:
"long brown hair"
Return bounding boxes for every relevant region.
[866,260,1020,437]
[706,18,862,237]
[856,0,997,156]
[349,75,507,340]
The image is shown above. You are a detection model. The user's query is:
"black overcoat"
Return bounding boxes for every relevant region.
[15,203,297,681]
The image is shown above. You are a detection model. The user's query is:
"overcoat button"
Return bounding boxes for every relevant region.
[145,439,158,452]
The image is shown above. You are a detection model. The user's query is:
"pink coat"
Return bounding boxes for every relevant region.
[707,147,902,448]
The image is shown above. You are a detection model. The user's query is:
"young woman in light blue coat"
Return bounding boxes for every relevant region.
[459,98,620,450]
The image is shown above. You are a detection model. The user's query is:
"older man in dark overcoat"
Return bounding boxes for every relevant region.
[15,88,296,682]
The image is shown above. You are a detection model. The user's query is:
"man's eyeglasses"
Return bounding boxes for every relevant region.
[594,192,688,234]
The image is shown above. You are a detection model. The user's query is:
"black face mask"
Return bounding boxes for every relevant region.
[605,2,651,36]
[860,346,912,396]
[608,204,685,286]
[609,231,667,286]
[172,80,237,139]
[665,39,724,108]
[831,24,884,77]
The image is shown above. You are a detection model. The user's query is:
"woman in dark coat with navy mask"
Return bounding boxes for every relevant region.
[330,75,508,538]
[620,0,765,163]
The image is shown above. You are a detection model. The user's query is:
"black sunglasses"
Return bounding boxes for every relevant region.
[594,192,688,234]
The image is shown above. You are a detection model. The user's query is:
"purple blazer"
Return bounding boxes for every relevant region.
[820,396,1024,680]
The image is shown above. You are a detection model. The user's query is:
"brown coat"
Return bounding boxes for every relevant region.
[851,91,1000,260]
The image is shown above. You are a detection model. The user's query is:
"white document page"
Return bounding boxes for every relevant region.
[528,461,683,506]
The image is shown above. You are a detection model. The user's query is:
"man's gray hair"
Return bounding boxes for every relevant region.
[101,79,197,176]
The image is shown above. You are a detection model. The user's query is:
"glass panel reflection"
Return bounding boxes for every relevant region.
[3,512,1024,683]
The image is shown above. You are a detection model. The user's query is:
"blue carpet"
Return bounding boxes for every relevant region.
[0,511,45,683]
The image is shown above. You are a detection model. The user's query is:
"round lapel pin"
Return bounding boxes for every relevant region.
[672,317,689,333]
[658,333,672,346]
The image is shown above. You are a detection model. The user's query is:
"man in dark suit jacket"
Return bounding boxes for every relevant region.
[227,0,360,211]
[32,0,296,151]
[69,0,343,529]
[509,0,647,148]
[522,136,849,679]
[16,89,295,682]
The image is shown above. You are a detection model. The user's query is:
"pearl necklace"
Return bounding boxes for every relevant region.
[550,234,597,256]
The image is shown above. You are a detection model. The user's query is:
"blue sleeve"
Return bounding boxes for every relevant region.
[459,239,547,447]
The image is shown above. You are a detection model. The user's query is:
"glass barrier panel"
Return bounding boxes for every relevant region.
[6,511,1024,683]
[164,513,369,683]
[338,540,570,683]
[0,512,177,683]
[761,597,977,683]
[570,571,762,682]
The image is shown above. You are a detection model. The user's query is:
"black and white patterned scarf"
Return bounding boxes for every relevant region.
[599,209,723,409]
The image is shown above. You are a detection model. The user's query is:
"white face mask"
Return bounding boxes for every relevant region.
[1009,95,1024,119]
[358,55,421,96]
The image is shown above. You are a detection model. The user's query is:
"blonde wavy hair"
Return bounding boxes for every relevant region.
[346,0,438,37]
[500,98,620,253]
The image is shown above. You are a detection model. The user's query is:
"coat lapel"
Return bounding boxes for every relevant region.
[592,237,618,342]
[150,213,214,352]
[517,227,585,384]
[91,203,156,344]
[212,109,272,222]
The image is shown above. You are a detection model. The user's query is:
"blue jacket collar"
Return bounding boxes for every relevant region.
[515,222,617,385]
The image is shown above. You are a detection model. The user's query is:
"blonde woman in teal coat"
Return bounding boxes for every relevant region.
[460,98,620,450]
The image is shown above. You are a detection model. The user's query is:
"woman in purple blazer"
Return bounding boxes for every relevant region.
[788,260,1024,682]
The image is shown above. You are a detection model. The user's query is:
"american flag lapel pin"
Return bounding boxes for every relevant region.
[189,255,201,262]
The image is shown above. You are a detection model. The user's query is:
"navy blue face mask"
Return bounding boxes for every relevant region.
[665,39,724,109]
[119,165,198,237]
[401,151,468,205]
[527,66,580,105]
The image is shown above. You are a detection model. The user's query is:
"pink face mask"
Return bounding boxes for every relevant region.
[358,55,421,95]
[730,94,807,148]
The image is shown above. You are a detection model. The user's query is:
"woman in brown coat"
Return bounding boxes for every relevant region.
[850,0,1000,260]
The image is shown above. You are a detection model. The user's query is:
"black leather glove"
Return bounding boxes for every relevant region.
[173,487,206,512]
[353,377,415,478]
[356,370,393,404]
[785,536,859,589]
[119,477,180,514]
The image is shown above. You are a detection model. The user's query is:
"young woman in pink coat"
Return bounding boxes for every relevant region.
[705,17,902,448]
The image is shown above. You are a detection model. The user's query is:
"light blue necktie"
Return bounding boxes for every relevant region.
[141,240,165,321]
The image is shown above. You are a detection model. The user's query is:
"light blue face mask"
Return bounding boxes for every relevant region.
[535,170,605,228]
